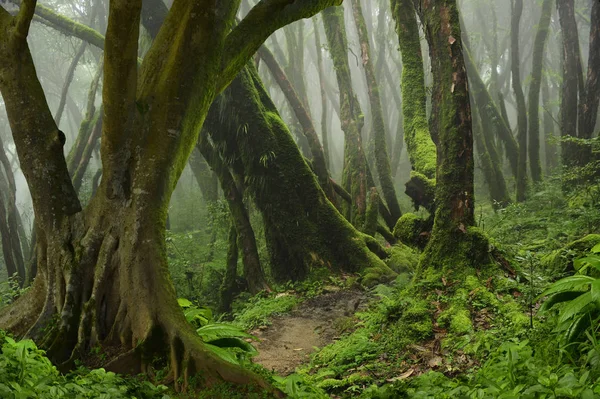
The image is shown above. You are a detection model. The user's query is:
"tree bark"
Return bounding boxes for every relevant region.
[417,0,483,270]
[527,0,553,184]
[323,6,370,228]
[204,63,394,283]
[558,0,584,167]
[351,0,402,224]
[511,0,528,202]
[390,0,437,213]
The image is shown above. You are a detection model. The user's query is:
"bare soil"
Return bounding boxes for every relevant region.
[251,287,370,375]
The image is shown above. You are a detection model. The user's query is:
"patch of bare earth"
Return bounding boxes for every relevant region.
[251,288,369,375]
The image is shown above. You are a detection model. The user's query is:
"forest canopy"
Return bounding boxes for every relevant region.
[0,0,599,398]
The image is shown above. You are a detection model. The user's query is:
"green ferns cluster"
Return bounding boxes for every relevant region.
[0,330,169,399]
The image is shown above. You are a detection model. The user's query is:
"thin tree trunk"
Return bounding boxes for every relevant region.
[55,42,87,127]
[558,0,584,167]
[351,0,401,223]
[577,0,600,142]
[527,0,554,184]
[313,17,331,169]
[323,6,370,227]
[219,224,238,314]
[512,0,528,202]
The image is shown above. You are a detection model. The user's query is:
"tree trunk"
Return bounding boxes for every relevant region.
[390,0,437,213]
[527,0,553,184]
[463,49,519,181]
[511,0,528,202]
[417,0,484,271]
[204,63,394,283]
[558,0,584,167]
[578,0,600,142]
[323,6,370,228]
[197,140,269,295]
[219,224,238,314]
[257,45,337,205]
[313,16,331,169]
[351,0,402,224]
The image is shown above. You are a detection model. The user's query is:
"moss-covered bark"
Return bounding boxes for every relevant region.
[322,6,369,228]
[351,0,401,224]
[258,45,337,205]
[204,64,394,283]
[511,0,528,202]
[578,0,600,141]
[527,0,553,184]
[417,0,485,271]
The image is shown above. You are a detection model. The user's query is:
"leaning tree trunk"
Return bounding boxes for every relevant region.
[390,0,437,213]
[204,63,395,283]
[527,0,554,184]
[417,0,487,271]
[511,0,528,202]
[0,0,344,392]
[350,0,402,224]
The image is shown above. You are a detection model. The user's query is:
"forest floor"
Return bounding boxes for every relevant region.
[251,288,370,375]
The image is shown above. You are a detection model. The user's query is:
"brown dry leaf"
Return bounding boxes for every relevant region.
[428,356,443,368]
[448,35,456,44]
[386,369,415,382]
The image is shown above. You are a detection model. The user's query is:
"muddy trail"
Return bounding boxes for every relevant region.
[251,288,371,375]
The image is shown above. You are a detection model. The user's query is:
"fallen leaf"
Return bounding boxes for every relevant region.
[449,36,456,44]
[386,369,414,382]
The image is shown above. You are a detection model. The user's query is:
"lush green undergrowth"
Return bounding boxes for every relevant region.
[0,329,170,399]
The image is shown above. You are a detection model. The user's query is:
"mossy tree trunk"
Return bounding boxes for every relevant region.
[322,6,370,228]
[197,139,269,295]
[390,0,437,213]
[527,0,553,184]
[203,63,393,283]
[313,16,331,169]
[0,0,343,391]
[578,0,600,142]
[557,0,584,168]
[511,0,528,202]
[417,0,482,270]
[350,0,402,224]
[257,45,337,205]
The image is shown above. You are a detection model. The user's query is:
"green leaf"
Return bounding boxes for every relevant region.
[205,337,258,355]
[203,344,240,365]
[558,291,594,324]
[539,275,594,298]
[540,291,584,312]
[177,298,193,308]
[592,279,600,304]
[591,243,600,253]
[196,323,256,341]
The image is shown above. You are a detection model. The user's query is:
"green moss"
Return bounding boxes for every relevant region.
[393,213,429,248]
[384,244,419,273]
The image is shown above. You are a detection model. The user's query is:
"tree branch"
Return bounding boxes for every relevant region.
[14,0,36,39]
[219,0,342,92]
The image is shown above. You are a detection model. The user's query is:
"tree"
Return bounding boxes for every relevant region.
[390,0,437,213]
[511,0,528,202]
[0,0,348,391]
[415,0,487,271]
[527,0,554,184]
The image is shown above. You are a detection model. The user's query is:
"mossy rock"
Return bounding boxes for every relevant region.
[384,243,419,273]
[540,234,600,274]
[393,213,430,249]
[362,263,397,288]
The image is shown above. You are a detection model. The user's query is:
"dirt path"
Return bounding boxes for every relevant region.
[251,288,369,375]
